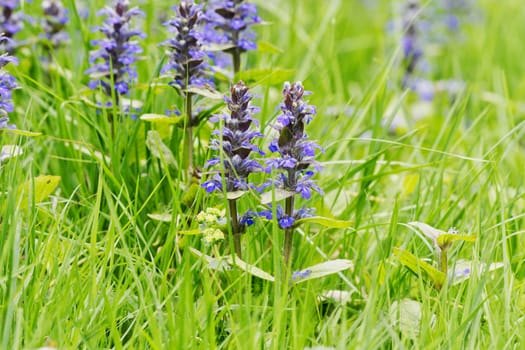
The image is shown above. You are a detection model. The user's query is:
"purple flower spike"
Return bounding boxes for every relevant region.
[0,35,17,128]
[0,0,24,51]
[162,0,212,92]
[201,81,263,193]
[266,82,322,200]
[203,0,261,52]
[42,0,69,47]
[85,0,145,99]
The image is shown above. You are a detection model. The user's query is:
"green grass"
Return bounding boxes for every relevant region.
[1,0,525,348]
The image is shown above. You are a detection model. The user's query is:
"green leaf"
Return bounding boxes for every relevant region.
[224,191,246,200]
[140,113,184,124]
[393,248,446,289]
[257,41,283,54]
[239,68,295,85]
[389,299,434,339]
[15,175,61,209]
[292,259,353,284]
[295,216,354,228]
[147,212,173,222]
[407,222,443,241]
[6,129,42,137]
[146,130,177,168]
[437,233,476,248]
[260,188,295,204]
[186,86,224,99]
[227,256,275,282]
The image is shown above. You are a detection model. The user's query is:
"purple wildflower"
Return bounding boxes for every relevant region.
[265,82,322,200]
[203,0,260,52]
[85,0,145,100]
[42,0,69,47]
[0,0,24,51]
[162,1,211,92]
[291,269,312,280]
[0,36,17,129]
[258,204,314,230]
[201,81,263,193]
[203,0,261,72]
[401,1,424,88]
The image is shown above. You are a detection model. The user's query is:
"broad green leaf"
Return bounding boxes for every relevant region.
[437,233,476,248]
[394,248,446,289]
[260,188,295,204]
[225,190,246,200]
[389,299,435,339]
[186,86,224,100]
[146,130,177,168]
[140,113,184,124]
[295,216,354,229]
[16,175,61,209]
[407,222,443,241]
[257,41,282,54]
[239,68,295,85]
[292,259,353,284]
[227,256,275,282]
[147,212,173,222]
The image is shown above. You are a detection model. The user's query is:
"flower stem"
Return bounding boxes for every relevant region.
[283,195,295,266]
[440,249,448,275]
[232,50,241,77]
[183,91,194,183]
[228,198,242,258]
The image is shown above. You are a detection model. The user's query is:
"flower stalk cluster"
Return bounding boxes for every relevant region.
[265,81,321,265]
[202,81,321,264]
[204,0,261,74]
[86,0,144,105]
[202,81,262,257]
[163,0,211,180]
[42,0,69,48]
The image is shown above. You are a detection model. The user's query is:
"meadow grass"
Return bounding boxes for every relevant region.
[1,0,525,348]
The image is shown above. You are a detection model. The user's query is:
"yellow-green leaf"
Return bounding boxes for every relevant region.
[147,212,173,222]
[6,129,42,137]
[437,233,476,248]
[295,216,354,229]
[140,113,183,124]
[394,248,446,289]
[292,259,353,284]
[16,175,61,209]
[227,256,275,282]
